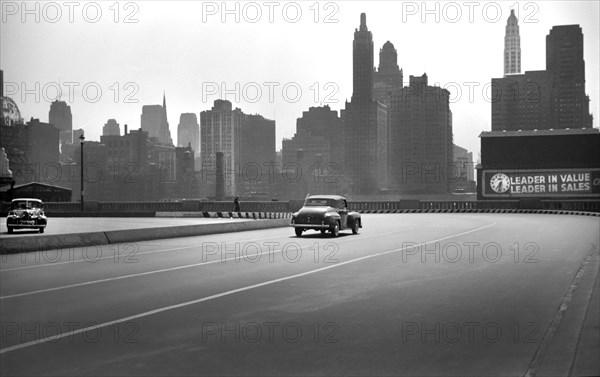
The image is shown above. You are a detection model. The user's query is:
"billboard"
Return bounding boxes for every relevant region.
[482,169,600,198]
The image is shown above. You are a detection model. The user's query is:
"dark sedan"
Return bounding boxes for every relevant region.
[291,195,362,237]
[6,198,47,233]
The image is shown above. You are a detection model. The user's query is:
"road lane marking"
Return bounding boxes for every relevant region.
[0,222,495,354]
[0,228,409,299]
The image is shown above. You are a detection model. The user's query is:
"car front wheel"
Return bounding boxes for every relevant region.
[295,227,303,237]
[352,221,359,234]
[7,228,13,234]
[330,222,340,237]
[39,227,45,233]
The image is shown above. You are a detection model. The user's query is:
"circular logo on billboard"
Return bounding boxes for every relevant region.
[490,173,510,194]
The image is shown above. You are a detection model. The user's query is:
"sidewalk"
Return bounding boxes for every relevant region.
[532,247,600,377]
[570,273,600,376]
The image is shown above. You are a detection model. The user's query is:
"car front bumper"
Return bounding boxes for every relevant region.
[7,219,47,229]
[291,223,330,228]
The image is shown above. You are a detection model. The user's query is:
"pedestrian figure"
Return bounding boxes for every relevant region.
[234,194,240,213]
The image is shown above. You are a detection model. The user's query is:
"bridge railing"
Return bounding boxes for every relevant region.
[1,199,599,214]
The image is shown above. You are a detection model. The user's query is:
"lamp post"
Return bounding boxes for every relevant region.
[79,134,85,211]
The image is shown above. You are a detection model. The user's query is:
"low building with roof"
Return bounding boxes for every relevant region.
[477,128,600,200]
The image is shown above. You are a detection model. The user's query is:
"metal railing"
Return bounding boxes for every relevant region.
[1,199,599,214]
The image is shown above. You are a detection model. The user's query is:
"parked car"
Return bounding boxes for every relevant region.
[291,195,361,237]
[6,198,47,233]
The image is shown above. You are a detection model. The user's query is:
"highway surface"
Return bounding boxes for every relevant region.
[1,213,599,376]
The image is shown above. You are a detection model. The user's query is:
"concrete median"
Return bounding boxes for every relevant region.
[0,232,110,255]
[105,218,291,244]
[1,218,291,255]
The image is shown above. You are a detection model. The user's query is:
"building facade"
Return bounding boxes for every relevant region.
[344,13,388,194]
[177,113,200,154]
[103,119,120,136]
[140,93,173,145]
[546,25,593,129]
[504,9,521,76]
[200,100,244,197]
[0,119,60,185]
[373,41,403,104]
[491,70,552,131]
[389,74,453,194]
[478,129,600,200]
[49,100,73,146]
[492,24,593,131]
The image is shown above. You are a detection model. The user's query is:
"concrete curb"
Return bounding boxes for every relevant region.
[0,232,110,255]
[0,218,291,255]
[105,218,290,244]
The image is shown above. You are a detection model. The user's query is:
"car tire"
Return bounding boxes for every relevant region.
[331,222,340,237]
[8,228,13,234]
[39,227,45,233]
[295,227,303,237]
[320,229,327,235]
[352,221,359,234]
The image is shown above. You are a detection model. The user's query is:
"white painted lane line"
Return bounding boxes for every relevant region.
[0,222,495,354]
[0,229,408,299]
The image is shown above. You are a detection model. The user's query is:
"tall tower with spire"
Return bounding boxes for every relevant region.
[344,13,388,194]
[140,92,173,145]
[504,9,521,76]
[352,13,374,103]
[160,91,173,145]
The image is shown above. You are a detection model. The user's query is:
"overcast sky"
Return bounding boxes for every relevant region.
[2,0,599,159]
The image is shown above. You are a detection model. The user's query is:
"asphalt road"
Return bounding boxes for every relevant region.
[1,213,599,376]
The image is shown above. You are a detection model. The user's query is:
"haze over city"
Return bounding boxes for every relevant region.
[2,0,599,159]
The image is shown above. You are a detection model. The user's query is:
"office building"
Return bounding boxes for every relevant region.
[389,74,453,194]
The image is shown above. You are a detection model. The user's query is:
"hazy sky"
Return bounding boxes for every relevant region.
[2,0,599,159]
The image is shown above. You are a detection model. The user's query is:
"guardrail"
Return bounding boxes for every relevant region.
[1,199,599,214]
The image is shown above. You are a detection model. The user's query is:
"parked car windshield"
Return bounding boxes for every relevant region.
[11,200,42,210]
[305,198,337,207]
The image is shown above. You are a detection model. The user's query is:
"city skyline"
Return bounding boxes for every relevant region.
[1,1,599,160]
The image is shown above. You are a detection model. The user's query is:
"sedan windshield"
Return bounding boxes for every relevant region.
[11,200,41,210]
[305,198,337,207]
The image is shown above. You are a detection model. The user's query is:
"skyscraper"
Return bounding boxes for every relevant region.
[281,106,344,198]
[239,114,276,197]
[504,9,521,76]
[49,100,73,145]
[103,119,120,136]
[140,93,173,145]
[491,70,552,131]
[298,105,344,167]
[344,13,388,194]
[492,24,593,131]
[373,41,403,103]
[389,74,453,194]
[546,25,593,129]
[177,113,199,154]
[200,100,244,196]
